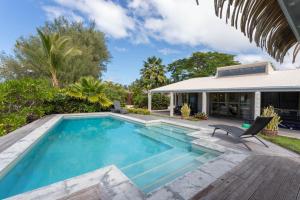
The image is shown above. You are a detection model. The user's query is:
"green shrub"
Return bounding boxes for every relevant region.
[0,124,6,136]
[47,92,106,114]
[0,78,56,136]
[181,103,191,119]
[194,112,208,120]
[133,93,169,110]
[127,108,150,115]
[103,81,128,106]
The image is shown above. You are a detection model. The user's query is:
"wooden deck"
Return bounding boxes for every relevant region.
[193,155,300,200]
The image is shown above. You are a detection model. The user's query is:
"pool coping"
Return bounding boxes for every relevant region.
[0,112,250,200]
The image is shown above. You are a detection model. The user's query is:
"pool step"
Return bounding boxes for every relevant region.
[136,129,191,149]
[195,152,219,163]
[149,124,193,134]
[146,126,196,142]
[131,152,202,193]
[122,148,189,177]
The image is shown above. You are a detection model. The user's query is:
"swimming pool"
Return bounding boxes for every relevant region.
[0,116,220,198]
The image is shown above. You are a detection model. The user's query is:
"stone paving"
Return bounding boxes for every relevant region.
[128,113,300,159]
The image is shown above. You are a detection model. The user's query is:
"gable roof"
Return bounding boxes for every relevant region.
[151,62,300,93]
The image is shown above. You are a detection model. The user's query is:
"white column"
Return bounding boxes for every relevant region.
[254,91,261,119]
[148,92,152,112]
[202,92,207,114]
[170,92,174,117]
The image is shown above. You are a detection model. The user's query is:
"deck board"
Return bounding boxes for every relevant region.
[194,155,300,200]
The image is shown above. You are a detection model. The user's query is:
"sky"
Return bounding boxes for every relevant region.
[0,0,299,85]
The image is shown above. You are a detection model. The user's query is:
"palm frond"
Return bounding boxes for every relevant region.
[214,0,299,63]
[63,48,82,58]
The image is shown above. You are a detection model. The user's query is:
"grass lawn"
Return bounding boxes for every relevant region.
[259,134,300,154]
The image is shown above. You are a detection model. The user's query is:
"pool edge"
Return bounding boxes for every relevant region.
[0,112,250,200]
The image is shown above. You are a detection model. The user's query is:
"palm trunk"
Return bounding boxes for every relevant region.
[50,70,59,88]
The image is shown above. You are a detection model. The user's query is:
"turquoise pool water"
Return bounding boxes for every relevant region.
[0,116,220,198]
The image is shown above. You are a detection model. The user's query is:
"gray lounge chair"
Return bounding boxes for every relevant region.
[111,101,128,114]
[210,116,273,150]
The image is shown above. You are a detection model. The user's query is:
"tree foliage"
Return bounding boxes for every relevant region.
[67,76,112,108]
[102,81,128,105]
[0,17,110,85]
[36,28,81,87]
[167,52,240,82]
[129,56,169,109]
[140,56,168,90]
[0,78,56,135]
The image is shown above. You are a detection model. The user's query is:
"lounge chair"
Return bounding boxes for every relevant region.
[111,101,128,114]
[209,116,273,150]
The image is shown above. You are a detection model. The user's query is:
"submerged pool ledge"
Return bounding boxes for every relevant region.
[0,113,249,200]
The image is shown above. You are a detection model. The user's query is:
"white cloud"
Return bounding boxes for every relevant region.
[114,47,127,52]
[142,0,254,52]
[44,0,299,69]
[51,0,135,38]
[43,6,83,22]
[236,52,300,70]
[158,48,180,55]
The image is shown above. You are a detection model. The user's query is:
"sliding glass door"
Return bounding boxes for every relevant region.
[209,92,254,120]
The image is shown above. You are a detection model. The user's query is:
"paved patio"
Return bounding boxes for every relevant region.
[128,113,300,158]
[151,110,300,139]
[0,113,299,200]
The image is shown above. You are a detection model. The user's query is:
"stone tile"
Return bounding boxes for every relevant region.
[100,181,144,200]
[8,181,67,200]
[146,187,182,200]
[219,152,249,164]
[166,169,216,200]
[198,158,236,178]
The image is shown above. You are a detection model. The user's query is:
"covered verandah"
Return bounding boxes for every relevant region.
[148,91,208,117]
[148,90,261,121]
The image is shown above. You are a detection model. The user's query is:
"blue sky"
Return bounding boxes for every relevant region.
[0,0,299,85]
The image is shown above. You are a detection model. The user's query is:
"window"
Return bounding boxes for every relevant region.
[217,66,266,77]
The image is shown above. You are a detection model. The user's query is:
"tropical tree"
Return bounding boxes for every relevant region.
[0,17,110,85]
[67,76,112,108]
[36,29,81,87]
[167,52,240,82]
[102,81,128,105]
[140,56,168,90]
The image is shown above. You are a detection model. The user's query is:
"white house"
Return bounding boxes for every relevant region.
[149,62,300,129]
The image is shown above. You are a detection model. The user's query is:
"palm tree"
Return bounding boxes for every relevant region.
[67,76,112,108]
[37,28,81,87]
[140,56,167,90]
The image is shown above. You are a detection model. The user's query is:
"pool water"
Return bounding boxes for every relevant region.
[0,116,220,198]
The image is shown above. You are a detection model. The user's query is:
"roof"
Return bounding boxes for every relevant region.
[151,62,300,93]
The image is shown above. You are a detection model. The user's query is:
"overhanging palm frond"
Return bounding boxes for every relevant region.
[213,0,299,63]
